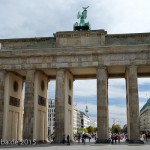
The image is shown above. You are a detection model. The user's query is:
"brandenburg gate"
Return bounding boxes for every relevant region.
[0,29,150,143]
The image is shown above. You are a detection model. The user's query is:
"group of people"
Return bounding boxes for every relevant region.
[111,133,122,144]
[63,133,93,145]
[74,133,92,144]
[141,132,150,141]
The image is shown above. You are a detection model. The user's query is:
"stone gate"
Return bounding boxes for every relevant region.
[0,29,150,143]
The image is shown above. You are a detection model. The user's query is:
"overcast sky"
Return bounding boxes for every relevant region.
[1,0,150,128]
[1,0,150,39]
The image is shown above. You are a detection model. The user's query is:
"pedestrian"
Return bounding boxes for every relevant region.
[114,133,117,144]
[118,133,121,144]
[143,133,146,141]
[111,133,114,144]
[82,134,86,145]
[145,133,148,141]
[78,134,81,143]
[67,134,70,145]
[89,135,91,142]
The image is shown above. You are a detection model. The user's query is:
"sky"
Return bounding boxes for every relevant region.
[1,0,150,128]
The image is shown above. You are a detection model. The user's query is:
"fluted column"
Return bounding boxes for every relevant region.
[97,66,109,143]
[0,71,5,139]
[55,69,65,143]
[126,65,140,143]
[23,70,35,139]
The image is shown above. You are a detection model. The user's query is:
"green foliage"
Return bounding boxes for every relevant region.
[77,127,87,133]
[94,127,97,132]
[122,125,127,133]
[111,124,121,133]
[84,128,88,133]
[86,126,94,134]
[86,126,93,134]
[77,127,84,131]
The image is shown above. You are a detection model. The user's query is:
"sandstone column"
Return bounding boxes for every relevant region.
[126,65,140,143]
[23,70,35,139]
[97,66,109,143]
[0,71,5,139]
[55,69,65,143]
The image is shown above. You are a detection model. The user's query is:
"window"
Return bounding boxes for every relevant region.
[68,95,72,105]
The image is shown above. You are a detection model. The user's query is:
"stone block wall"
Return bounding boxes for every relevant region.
[0,37,56,50]
[106,33,150,45]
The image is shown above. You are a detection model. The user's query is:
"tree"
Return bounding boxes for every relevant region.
[77,127,87,133]
[111,124,121,133]
[94,127,97,133]
[86,126,94,134]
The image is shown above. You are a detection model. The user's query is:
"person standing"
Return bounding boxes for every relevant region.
[114,133,117,144]
[82,134,86,145]
[88,134,91,142]
[78,134,81,143]
[111,133,114,144]
[67,134,70,145]
[118,133,121,144]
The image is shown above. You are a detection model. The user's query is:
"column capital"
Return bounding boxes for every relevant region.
[97,65,107,70]
[125,65,138,77]
[56,68,66,72]
[126,65,138,70]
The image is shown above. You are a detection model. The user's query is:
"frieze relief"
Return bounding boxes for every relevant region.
[9,96,20,107]
[38,95,46,107]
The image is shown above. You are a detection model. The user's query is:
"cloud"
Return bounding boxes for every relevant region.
[138,78,150,85]
[1,0,150,38]
[74,80,96,97]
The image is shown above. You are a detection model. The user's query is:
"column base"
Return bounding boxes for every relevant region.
[95,139,111,144]
[126,139,144,144]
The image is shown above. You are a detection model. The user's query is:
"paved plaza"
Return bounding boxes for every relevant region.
[0,144,150,150]
[0,139,150,150]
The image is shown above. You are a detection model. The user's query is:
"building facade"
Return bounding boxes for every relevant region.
[73,105,79,134]
[48,99,55,135]
[48,102,97,134]
[140,98,150,132]
[80,111,97,128]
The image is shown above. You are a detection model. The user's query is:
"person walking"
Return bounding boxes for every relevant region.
[82,134,86,145]
[111,133,114,144]
[118,133,121,144]
[67,134,70,145]
[88,134,91,142]
[114,133,117,144]
[78,134,81,143]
